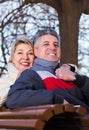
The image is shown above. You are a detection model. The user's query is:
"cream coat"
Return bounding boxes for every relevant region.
[0,63,19,107]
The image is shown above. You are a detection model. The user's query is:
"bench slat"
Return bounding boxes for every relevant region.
[0,104,88,130]
[0,119,45,130]
[0,108,53,121]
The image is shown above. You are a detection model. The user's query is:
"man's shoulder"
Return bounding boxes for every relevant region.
[21,68,42,79]
[22,69,37,75]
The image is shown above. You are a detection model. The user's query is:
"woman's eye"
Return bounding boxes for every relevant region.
[28,52,34,55]
[17,52,23,54]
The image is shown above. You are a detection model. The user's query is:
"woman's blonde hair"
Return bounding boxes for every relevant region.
[9,37,33,63]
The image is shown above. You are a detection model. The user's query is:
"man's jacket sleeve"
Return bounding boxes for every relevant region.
[69,74,89,106]
[6,69,63,109]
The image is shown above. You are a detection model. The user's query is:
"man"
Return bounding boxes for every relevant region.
[6,29,89,111]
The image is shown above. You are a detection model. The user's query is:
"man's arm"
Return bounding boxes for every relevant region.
[6,69,64,109]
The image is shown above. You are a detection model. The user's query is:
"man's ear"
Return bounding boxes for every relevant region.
[34,48,37,57]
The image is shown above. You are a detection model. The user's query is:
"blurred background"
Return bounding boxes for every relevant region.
[0,0,89,76]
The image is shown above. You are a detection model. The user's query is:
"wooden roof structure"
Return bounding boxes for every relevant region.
[25,0,89,65]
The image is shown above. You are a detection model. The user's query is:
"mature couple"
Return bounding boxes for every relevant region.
[1,28,89,111]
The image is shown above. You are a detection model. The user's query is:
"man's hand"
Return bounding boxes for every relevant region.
[55,64,75,81]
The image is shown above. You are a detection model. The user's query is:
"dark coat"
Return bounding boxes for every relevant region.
[6,69,89,111]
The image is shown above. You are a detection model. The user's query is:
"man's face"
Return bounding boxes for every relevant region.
[34,34,61,62]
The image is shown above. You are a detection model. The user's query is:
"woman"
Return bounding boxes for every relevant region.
[0,37,34,108]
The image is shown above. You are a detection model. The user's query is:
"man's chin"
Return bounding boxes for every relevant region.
[47,59,58,62]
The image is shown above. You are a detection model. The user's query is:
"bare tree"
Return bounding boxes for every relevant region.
[0,1,58,76]
[0,0,89,76]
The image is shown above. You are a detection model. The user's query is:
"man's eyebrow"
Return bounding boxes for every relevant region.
[43,41,49,43]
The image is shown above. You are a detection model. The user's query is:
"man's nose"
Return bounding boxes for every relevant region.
[49,44,55,49]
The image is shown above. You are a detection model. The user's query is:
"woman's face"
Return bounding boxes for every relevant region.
[12,43,34,71]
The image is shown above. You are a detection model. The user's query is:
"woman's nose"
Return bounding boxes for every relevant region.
[23,54,29,59]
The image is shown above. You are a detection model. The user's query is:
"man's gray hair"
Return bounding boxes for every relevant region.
[33,28,60,47]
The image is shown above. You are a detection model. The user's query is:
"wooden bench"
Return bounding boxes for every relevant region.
[0,104,88,130]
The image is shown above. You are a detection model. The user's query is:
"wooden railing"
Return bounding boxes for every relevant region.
[0,104,89,130]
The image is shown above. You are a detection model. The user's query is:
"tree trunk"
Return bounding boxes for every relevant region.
[58,0,82,65]
[26,0,89,65]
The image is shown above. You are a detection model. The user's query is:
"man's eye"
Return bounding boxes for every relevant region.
[54,43,59,47]
[44,43,49,45]
[54,44,59,47]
